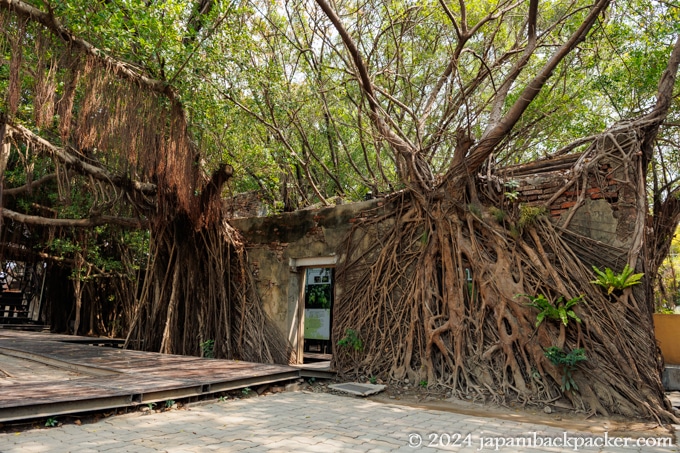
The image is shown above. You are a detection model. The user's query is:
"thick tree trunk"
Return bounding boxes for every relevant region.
[0,121,11,235]
[72,253,84,335]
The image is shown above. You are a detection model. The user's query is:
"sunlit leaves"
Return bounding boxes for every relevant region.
[5,0,679,207]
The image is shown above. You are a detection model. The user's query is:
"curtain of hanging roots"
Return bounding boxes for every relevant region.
[124,217,291,364]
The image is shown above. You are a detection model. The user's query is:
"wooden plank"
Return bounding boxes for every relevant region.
[0,330,300,422]
[304,352,332,360]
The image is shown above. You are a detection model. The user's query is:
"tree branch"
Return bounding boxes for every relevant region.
[641,35,680,164]
[1,207,147,228]
[650,185,680,277]
[439,0,462,39]
[4,122,156,195]
[199,163,233,213]
[444,0,611,183]
[421,0,521,136]
[0,242,75,265]
[2,172,59,197]
[313,0,414,160]
[483,0,538,136]
[315,0,436,190]
[0,0,174,99]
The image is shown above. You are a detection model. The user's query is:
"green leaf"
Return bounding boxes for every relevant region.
[591,265,644,294]
[558,307,568,326]
[566,311,582,323]
[522,293,583,327]
[564,295,584,309]
[536,312,546,327]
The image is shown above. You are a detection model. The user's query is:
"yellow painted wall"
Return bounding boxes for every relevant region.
[653,314,680,365]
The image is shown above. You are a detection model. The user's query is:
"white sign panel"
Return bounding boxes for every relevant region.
[304,308,331,340]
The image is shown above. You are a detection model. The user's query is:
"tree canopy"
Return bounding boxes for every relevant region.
[3,0,678,208]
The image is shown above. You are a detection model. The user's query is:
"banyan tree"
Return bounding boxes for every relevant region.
[314,0,680,422]
[2,0,680,422]
[0,0,288,363]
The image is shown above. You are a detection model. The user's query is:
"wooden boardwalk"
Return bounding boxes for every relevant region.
[0,331,299,422]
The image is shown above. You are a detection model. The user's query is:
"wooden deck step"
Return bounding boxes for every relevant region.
[0,323,49,331]
[0,330,301,422]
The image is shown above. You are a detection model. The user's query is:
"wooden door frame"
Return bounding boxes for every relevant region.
[289,256,337,364]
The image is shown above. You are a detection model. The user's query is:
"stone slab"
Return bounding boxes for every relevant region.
[328,382,386,396]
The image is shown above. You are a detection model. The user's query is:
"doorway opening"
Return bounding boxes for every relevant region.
[302,267,333,364]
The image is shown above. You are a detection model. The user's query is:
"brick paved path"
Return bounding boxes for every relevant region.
[0,392,677,452]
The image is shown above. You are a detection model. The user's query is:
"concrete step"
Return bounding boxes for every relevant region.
[663,365,680,391]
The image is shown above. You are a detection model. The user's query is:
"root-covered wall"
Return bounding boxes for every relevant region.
[234,127,674,422]
[332,127,672,421]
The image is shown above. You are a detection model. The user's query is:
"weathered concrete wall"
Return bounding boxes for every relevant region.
[229,199,389,360]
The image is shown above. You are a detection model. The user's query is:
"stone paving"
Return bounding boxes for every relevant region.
[0,392,678,453]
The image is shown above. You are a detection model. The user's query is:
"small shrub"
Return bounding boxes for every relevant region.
[467,203,482,217]
[200,339,215,358]
[518,205,546,229]
[504,179,520,202]
[544,347,587,392]
[591,264,644,295]
[45,417,58,427]
[519,294,583,327]
[490,207,506,223]
[337,328,363,352]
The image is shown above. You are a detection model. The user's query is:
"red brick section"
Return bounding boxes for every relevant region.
[224,190,269,218]
[511,162,624,220]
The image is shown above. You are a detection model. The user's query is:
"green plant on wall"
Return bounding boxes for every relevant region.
[504,179,520,202]
[544,347,587,392]
[520,292,587,394]
[518,205,547,230]
[489,207,507,223]
[518,294,583,327]
[591,264,644,295]
[337,328,363,351]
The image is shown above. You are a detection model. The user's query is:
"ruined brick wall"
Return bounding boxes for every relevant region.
[501,154,636,248]
[229,151,640,361]
[223,190,270,218]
